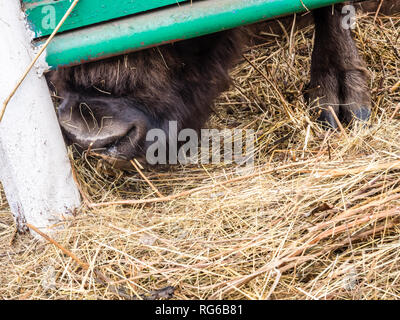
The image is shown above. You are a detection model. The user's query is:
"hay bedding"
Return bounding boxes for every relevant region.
[0,11,400,300]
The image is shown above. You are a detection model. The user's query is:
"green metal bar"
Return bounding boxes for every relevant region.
[41,0,347,69]
[23,0,187,37]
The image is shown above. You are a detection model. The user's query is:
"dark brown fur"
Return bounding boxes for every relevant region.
[50,30,243,162]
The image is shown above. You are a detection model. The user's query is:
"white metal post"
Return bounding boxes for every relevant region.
[0,1,81,234]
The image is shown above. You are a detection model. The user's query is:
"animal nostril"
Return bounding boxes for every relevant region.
[102,119,149,160]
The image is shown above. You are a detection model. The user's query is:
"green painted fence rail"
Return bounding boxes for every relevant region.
[23,0,187,37]
[30,0,347,69]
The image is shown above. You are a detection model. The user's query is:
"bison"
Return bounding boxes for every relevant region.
[49,3,375,167]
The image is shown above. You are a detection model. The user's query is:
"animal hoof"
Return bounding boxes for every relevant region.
[317,108,339,129]
[340,105,371,124]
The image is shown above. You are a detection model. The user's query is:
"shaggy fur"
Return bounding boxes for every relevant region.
[50,30,243,163]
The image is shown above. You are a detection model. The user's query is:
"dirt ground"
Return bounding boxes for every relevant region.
[1,8,400,300]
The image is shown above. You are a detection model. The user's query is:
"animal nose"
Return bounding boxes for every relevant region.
[101,118,149,160]
[57,92,151,153]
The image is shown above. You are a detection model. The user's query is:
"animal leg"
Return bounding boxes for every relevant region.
[309,4,371,127]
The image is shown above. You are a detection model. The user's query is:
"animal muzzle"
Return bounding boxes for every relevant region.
[57,92,151,162]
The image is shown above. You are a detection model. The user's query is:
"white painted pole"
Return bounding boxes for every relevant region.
[0,1,81,234]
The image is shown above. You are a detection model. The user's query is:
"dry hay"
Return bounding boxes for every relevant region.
[0,11,399,300]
